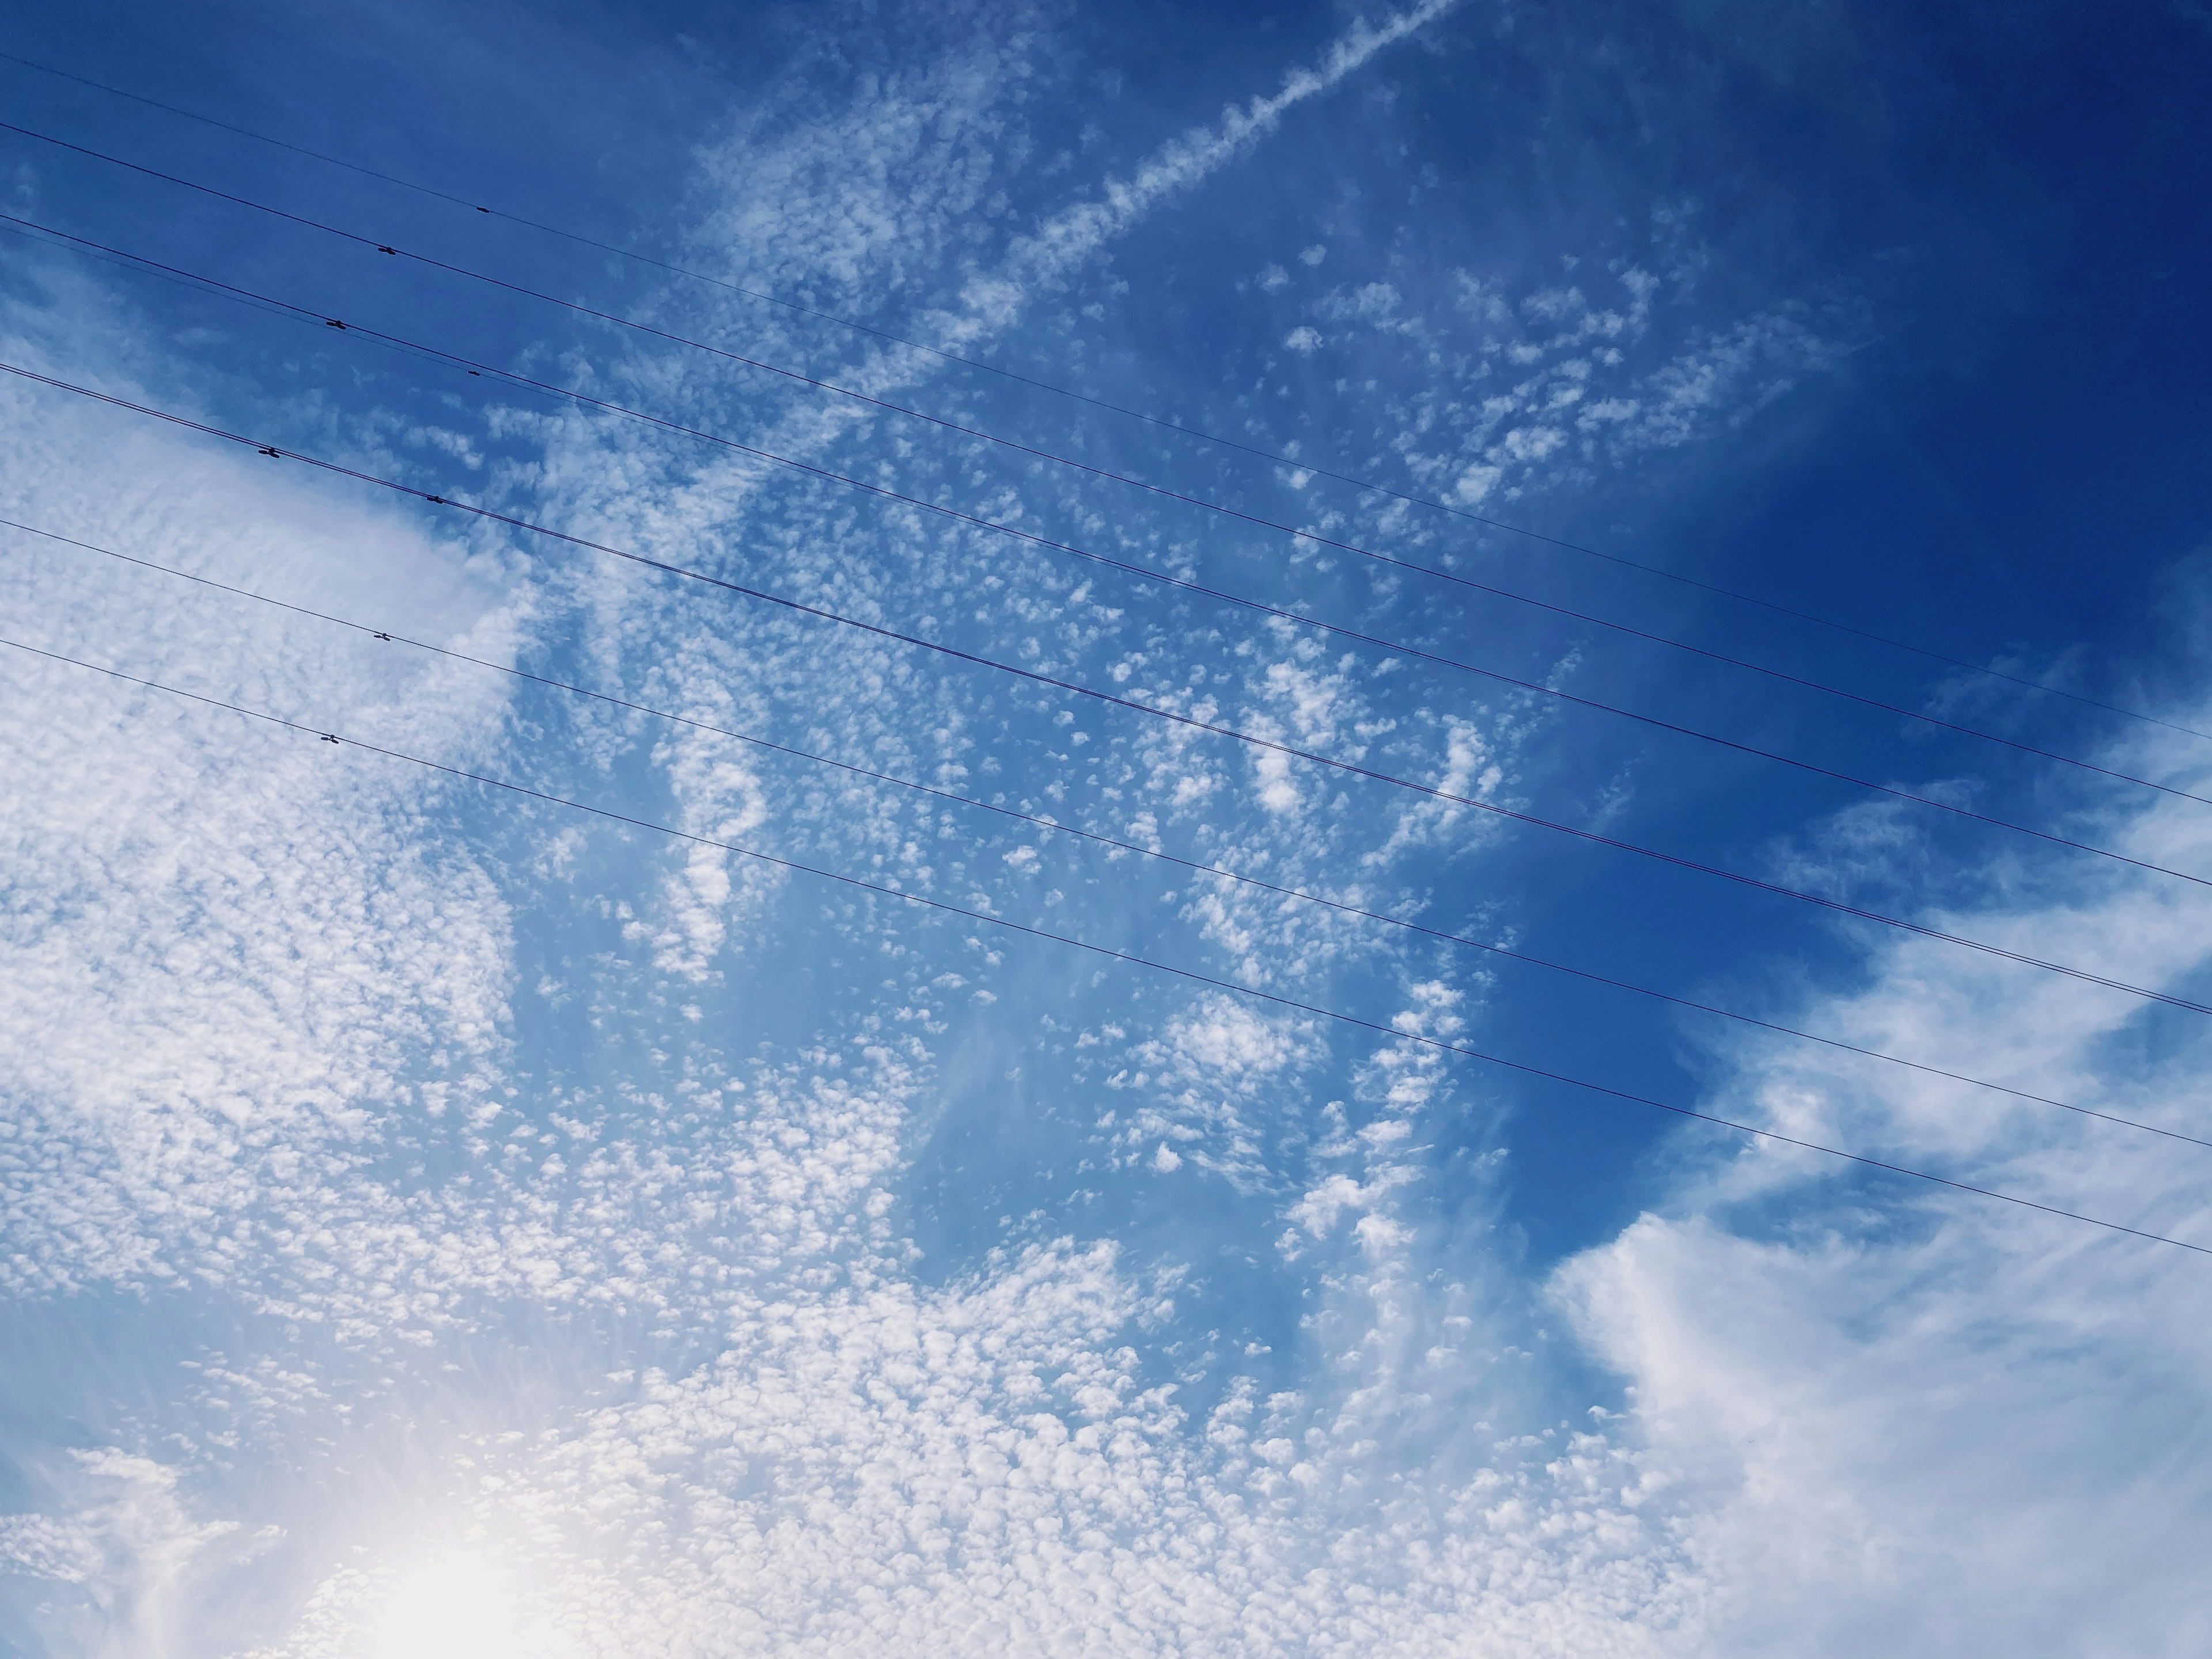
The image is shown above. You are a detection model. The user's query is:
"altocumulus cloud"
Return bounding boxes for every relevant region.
[2,3,2204,1656]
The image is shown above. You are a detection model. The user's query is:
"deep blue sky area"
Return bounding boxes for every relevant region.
[3,4,2210,1655]
[9,0,2205,665]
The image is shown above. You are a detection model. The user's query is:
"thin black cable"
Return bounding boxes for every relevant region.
[5,128,2208,783]
[10,211,2210,861]
[0,217,308,328]
[5,634,2202,1257]
[0,65,2194,744]
[9,358,2206,1018]
[12,510,2200,1152]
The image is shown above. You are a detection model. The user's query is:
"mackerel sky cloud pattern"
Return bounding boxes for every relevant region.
[1,3,2210,1655]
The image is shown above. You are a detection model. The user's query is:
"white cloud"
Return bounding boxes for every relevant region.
[1622,306,1844,449]
[1455,461,1502,502]
[1551,687,2212,1657]
[0,357,521,1305]
[990,4,1454,313]
[1168,997,1299,1077]
[0,1451,241,1649]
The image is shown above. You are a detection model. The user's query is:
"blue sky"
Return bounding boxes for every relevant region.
[2,2,2210,1653]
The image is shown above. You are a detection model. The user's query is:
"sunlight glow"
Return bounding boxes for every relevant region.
[372,1551,571,1659]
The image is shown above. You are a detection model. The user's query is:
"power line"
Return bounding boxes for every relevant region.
[12,509,2199,1152]
[5,631,2203,1259]
[0,54,2196,745]
[8,358,2206,1019]
[6,123,2209,786]
[11,210,2211,868]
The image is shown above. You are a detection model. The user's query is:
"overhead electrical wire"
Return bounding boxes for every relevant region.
[9,637,2203,1256]
[3,633,2203,1259]
[1,50,2199,747]
[9,212,2211,881]
[4,122,2206,787]
[10,509,2202,1153]
[7,358,2206,1020]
